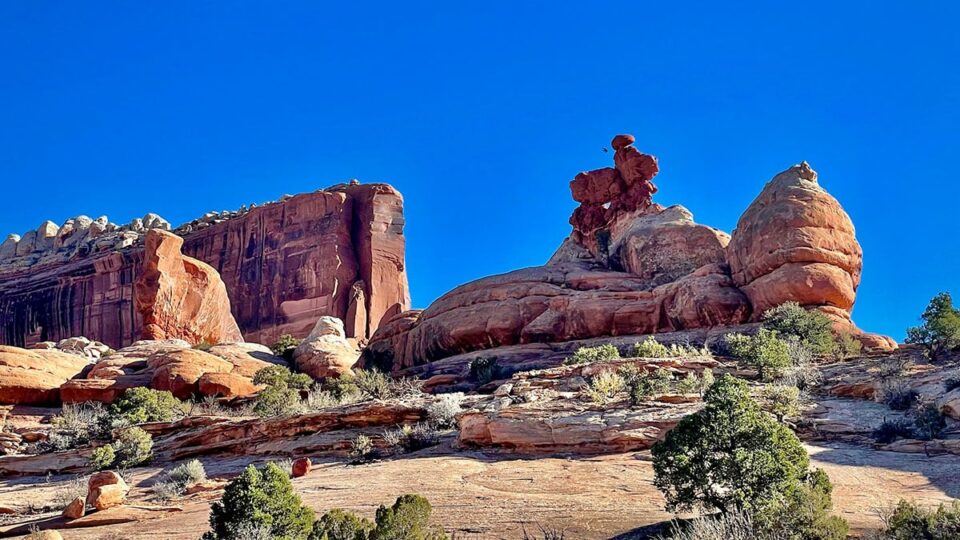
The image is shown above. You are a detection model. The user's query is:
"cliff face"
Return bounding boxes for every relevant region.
[0,183,410,348]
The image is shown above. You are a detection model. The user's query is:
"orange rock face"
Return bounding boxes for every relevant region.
[0,184,410,349]
[135,229,243,346]
[0,345,89,405]
[727,162,862,318]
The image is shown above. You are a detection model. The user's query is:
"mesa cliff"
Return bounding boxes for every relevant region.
[0,182,410,348]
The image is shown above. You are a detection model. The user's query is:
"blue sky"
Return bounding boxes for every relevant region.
[1,2,957,341]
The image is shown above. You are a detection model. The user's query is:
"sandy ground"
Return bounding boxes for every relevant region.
[2,440,957,540]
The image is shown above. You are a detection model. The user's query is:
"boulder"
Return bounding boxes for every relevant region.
[0,346,90,405]
[198,372,260,398]
[62,496,85,519]
[293,317,360,379]
[148,349,233,399]
[134,229,244,346]
[86,470,129,510]
[291,457,312,477]
[940,388,960,420]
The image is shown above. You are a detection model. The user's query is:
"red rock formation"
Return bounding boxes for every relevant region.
[365,135,894,373]
[0,183,411,348]
[0,345,90,405]
[135,229,243,345]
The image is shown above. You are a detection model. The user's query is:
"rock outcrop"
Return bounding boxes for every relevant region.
[0,183,410,348]
[86,470,129,510]
[135,229,243,346]
[364,135,893,375]
[60,339,285,403]
[293,317,360,379]
[0,346,90,405]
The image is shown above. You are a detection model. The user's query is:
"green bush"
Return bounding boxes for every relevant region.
[878,500,960,540]
[833,332,862,360]
[761,302,837,357]
[383,423,441,454]
[152,459,207,502]
[349,434,375,463]
[877,379,919,411]
[254,384,304,417]
[652,375,809,513]
[725,329,792,381]
[563,344,620,365]
[110,387,183,425]
[271,334,304,361]
[203,463,315,540]
[619,366,673,405]
[906,292,960,361]
[912,402,946,441]
[90,426,154,469]
[254,365,314,390]
[756,468,848,540]
[47,402,110,451]
[372,494,446,540]
[310,508,375,540]
[759,384,800,423]
[468,357,501,384]
[633,338,670,358]
[583,370,626,405]
[90,444,117,471]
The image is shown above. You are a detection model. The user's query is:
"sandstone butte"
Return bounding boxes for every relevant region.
[362,134,895,374]
[0,182,410,349]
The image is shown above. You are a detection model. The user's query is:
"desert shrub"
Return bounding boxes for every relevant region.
[47,401,110,450]
[564,344,621,365]
[583,370,626,405]
[912,402,946,441]
[675,373,700,395]
[349,434,375,463]
[520,525,566,540]
[725,329,792,381]
[905,292,960,361]
[384,423,441,454]
[271,334,303,361]
[944,377,960,393]
[371,494,446,540]
[323,376,363,402]
[188,395,254,418]
[353,369,393,399]
[833,332,862,360]
[698,368,715,397]
[90,444,117,470]
[877,499,960,540]
[110,387,183,425]
[152,459,207,501]
[468,356,501,384]
[254,384,304,417]
[426,394,463,429]
[876,379,919,411]
[878,356,915,381]
[872,418,915,444]
[619,366,673,405]
[761,302,837,357]
[203,463,315,540]
[633,338,670,358]
[652,375,809,513]
[759,384,801,423]
[655,510,761,540]
[253,365,313,391]
[267,458,295,477]
[755,468,848,540]
[90,426,154,470]
[310,508,375,540]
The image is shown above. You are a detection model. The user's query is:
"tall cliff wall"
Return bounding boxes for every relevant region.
[0,182,410,348]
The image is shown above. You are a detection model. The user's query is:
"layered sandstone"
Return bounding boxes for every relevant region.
[135,229,243,345]
[0,183,410,348]
[0,345,90,405]
[364,135,893,373]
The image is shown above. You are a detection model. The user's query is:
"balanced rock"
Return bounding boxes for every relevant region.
[728,162,861,317]
[134,229,244,346]
[86,470,129,510]
[293,317,360,379]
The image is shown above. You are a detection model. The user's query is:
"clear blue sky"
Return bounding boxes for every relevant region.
[1,2,957,341]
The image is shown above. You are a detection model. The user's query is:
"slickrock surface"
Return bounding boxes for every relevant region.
[0,346,90,405]
[0,183,410,349]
